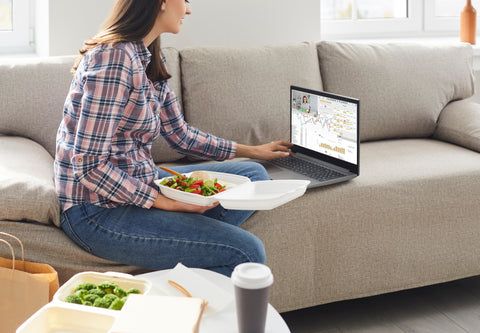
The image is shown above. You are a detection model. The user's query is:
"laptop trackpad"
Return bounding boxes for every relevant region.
[263,163,313,181]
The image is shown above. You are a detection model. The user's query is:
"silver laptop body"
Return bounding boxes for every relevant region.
[260,86,360,189]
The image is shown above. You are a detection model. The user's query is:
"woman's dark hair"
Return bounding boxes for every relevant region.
[72,0,171,81]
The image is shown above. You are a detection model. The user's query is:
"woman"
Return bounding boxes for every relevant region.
[54,0,292,276]
[301,96,310,113]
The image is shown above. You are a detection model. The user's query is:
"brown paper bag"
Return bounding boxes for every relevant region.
[0,233,59,333]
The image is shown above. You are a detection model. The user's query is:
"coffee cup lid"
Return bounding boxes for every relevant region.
[231,263,273,289]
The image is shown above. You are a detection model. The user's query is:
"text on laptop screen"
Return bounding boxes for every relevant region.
[291,88,358,165]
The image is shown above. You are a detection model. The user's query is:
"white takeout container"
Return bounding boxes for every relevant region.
[54,272,152,308]
[17,272,153,333]
[154,171,251,206]
[154,171,310,210]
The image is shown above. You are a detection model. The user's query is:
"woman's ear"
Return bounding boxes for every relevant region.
[160,0,166,12]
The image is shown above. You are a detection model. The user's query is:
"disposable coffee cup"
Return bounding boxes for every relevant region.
[231,263,274,333]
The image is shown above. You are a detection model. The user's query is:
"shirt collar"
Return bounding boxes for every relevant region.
[132,40,152,69]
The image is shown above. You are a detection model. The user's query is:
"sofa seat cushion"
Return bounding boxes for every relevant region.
[179,42,323,146]
[0,136,60,226]
[242,138,480,312]
[0,220,149,284]
[317,41,475,142]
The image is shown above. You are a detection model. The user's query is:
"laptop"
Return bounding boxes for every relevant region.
[259,86,360,189]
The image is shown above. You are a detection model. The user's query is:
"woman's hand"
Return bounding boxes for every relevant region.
[236,141,294,160]
[152,193,219,213]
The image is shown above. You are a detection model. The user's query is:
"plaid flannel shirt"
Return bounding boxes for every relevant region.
[54,41,236,211]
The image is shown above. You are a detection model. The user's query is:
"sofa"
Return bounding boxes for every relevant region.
[1,40,480,314]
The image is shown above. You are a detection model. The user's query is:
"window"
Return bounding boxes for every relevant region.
[321,0,478,39]
[0,0,12,30]
[321,0,409,20]
[0,0,33,53]
[425,0,480,31]
[321,0,422,39]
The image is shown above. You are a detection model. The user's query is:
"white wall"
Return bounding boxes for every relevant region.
[35,0,50,57]
[36,0,321,56]
[36,0,115,57]
[162,0,321,49]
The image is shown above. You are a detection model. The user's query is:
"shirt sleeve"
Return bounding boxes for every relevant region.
[154,80,238,161]
[71,48,158,208]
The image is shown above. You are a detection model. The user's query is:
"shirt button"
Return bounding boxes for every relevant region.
[78,158,83,163]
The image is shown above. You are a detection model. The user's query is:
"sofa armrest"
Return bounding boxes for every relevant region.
[433,99,480,153]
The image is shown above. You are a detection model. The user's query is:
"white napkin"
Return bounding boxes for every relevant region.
[109,294,205,333]
[154,263,233,315]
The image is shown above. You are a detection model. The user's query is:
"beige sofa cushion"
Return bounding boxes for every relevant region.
[151,47,184,163]
[0,56,75,157]
[317,41,475,142]
[244,138,480,312]
[0,136,60,226]
[434,99,480,153]
[0,51,184,163]
[180,43,323,146]
[0,220,150,284]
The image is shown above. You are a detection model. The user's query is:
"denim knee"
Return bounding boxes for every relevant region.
[207,231,267,277]
[242,232,267,265]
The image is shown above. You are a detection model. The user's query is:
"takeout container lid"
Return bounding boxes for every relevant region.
[215,179,309,210]
[16,303,117,333]
[155,171,309,210]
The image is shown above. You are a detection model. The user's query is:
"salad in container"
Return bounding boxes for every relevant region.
[154,170,309,210]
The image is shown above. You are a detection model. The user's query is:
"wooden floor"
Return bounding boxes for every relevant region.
[281,275,480,333]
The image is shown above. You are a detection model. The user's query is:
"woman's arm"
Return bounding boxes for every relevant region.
[154,81,236,161]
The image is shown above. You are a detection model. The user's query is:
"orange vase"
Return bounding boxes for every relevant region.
[461,0,477,44]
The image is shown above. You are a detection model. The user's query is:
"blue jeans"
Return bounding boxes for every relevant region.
[60,161,270,277]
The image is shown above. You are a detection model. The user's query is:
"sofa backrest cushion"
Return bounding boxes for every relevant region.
[0,56,75,157]
[179,42,323,146]
[317,41,475,142]
[151,47,185,163]
[0,50,185,163]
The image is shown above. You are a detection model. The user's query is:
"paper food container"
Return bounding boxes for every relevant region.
[53,272,152,310]
[154,171,310,210]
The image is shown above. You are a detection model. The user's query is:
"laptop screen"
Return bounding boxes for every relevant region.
[291,86,359,166]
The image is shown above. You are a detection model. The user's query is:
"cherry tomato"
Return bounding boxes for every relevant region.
[191,180,203,187]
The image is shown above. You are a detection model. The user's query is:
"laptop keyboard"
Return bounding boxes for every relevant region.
[270,156,345,181]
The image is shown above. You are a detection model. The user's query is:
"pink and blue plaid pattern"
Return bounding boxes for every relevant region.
[54,41,236,211]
